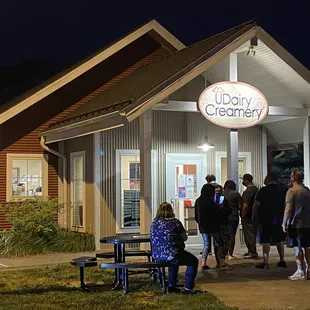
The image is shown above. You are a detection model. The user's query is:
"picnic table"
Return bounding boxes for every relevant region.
[99,234,151,290]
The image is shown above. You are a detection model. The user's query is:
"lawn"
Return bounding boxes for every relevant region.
[0,264,233,310]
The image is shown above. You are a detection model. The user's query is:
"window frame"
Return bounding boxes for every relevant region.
[70,151,86,231]
[115,149,157,234]
[6,153,48,202]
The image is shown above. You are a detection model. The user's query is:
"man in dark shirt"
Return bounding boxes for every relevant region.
[241,174,259,259]
[253,172,287,268]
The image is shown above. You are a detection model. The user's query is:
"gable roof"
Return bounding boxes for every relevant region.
[0,20,185,125]
[41,20,310,144]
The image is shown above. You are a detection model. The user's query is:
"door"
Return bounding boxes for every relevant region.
[216,152,251,194]
[166,154,207,246]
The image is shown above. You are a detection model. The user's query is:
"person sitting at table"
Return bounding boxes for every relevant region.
[150,202,199,294]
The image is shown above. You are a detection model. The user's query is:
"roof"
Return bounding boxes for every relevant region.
[0,20,185,125]
[47,20,257,130]
[41,20,310,144]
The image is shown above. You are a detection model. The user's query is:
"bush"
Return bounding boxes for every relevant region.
[0,197,95,256]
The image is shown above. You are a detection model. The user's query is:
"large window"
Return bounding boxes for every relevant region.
[70,151,86,229]
[116,150,157,234]
[6,154,48,201]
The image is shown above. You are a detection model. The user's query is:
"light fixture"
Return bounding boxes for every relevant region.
[197,136,215,151]
[246,46,256,56]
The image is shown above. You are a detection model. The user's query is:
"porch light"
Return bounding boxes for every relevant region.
[197,136,215,151]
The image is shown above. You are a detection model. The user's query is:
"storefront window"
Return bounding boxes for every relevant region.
[70,151,85,228]
[121,155,140,229]
[11,159,43,197]
[6,154,48,201]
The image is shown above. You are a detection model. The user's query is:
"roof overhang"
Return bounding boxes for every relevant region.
[40,111,128,144]
[0,20,185,126]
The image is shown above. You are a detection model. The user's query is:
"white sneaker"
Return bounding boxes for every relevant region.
[288,270,307,281]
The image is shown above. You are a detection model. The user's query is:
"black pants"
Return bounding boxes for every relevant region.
[228,218,239,256]
[241,217,257,255]
[207,235,212,253]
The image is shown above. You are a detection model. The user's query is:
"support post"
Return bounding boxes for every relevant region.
[225,53,240,255]
[227,129,239,187]
[139,110,153,243]
[93,132,102,250]
[262,125,268,182]
[303,117,310,187]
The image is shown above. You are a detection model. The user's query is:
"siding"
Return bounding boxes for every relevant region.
[0,35,171,229]
[99,110,263,238]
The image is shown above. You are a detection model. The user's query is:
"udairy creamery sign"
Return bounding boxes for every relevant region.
[198,81,268,129]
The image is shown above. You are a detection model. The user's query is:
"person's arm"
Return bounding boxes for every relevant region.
[177,220,188,241]
[241,192,249,218]
[237,193,243,211]
[282,190,294,232]
[252,190,261,223]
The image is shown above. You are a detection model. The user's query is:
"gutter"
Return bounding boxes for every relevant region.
[40,136,68,228]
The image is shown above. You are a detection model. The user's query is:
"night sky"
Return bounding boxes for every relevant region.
[1,0,310,69]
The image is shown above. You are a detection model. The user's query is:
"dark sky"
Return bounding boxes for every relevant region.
[1,0,310,69]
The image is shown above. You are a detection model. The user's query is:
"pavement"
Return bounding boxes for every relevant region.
[1,246,310,309]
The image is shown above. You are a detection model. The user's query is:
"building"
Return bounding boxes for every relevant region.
[1,20,310,250]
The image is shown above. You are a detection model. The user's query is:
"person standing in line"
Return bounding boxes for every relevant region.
[195,184,231,270]
[214,184,232,269]
[204,174,219,255]
[252,172,287,269]
[282,170,310,280]
[223,180,243,260]
[241,174,259,259]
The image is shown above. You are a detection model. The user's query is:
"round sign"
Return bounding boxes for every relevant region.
[198,81,268,129]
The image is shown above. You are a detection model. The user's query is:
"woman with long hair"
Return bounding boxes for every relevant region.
[223,180,242,259]
[150,202,199,294]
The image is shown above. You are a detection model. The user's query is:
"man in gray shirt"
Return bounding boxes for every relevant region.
[283,170,310,280]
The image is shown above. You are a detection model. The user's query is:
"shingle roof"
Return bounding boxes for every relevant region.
[48,20,257,130]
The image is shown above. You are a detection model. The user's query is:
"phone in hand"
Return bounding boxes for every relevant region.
[219,195,224,204]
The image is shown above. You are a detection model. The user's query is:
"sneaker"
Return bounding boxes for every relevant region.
[255,262,270,269]
[184,289,201,295]
[277,261,287,268]
[201,265,210,270]
[243,254,259,259]
[219,263,233,271]
[288,270,307,281]
[168,286,181,293]
[243,252,250,256]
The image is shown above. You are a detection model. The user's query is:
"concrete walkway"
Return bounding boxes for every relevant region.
[1,247,310,309]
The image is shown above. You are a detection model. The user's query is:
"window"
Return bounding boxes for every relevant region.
[116,150,157,234]
[6,154,48,201]
[70,151,86,229]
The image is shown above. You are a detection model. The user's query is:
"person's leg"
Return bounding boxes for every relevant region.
[201,233,209,269]
[177,250,199,291]
[262,243,270,264]
[241,218,251,255]
[304,248,310,278]
[228,219,239,257]
[222,225,230,258]
[168,264,179,288]
[213,238,220,267]
[208,235,212,254]
[243,219,258,258]
[276,242,285,262]
[211,233,230,268]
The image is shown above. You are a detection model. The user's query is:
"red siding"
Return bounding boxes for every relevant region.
[0,35,170,229]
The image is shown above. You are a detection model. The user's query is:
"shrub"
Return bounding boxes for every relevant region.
[0,197,95,256]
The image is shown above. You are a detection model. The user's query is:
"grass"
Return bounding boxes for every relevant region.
[0,264,233,310]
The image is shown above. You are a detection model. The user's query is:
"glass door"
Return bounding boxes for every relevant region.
[166,154,207,246]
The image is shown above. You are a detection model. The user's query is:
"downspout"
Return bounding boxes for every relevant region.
[40,136,68,228]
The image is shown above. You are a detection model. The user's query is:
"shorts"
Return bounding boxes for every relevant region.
[259,224,285,244]
[288,227,310,248]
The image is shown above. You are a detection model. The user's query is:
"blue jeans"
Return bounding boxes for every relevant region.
[168,250,198,290]
[201,233,210,260]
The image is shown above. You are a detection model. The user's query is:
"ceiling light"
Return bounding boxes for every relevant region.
[197,136,215,151]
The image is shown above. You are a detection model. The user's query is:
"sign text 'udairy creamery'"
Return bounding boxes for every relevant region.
[198,81,268,129]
